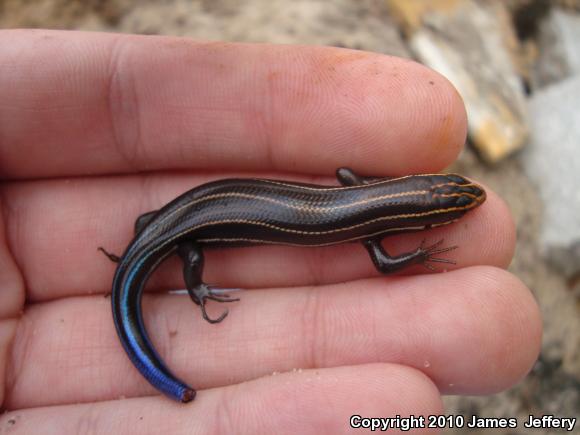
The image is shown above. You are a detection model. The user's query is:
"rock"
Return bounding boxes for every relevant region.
[524,75,580,278]
[532,7,580,89]
[389,0,529,163]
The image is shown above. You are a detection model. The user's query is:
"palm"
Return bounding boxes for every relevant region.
[0,30,540,434]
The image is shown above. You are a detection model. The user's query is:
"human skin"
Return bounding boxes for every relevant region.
[0,30,541,434]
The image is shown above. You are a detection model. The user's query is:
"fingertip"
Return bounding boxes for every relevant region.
[398,60,468,173]
[480,267,542,391]
[302,53,468,175]
[436,266,542,395]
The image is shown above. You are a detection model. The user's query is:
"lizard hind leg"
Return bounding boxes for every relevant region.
[177,241,240,324]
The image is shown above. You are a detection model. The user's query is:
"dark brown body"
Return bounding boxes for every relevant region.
[107,169,486,402]
[137,173,484,249]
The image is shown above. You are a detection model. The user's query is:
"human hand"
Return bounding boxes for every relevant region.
[0,30,541,434]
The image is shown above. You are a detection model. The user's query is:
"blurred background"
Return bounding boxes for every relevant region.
[1,0,578,433]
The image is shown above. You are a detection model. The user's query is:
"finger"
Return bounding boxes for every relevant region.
[0,29,466,179]
[6,267,540,408]
[1,364,441,434]
[2,174,513,301]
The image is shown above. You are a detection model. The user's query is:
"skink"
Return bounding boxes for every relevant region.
[100,167,486,403]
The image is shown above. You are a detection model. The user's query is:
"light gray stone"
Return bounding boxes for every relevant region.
[533,8,580,88]
[524,75,580,277]
[407,0,528,162]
